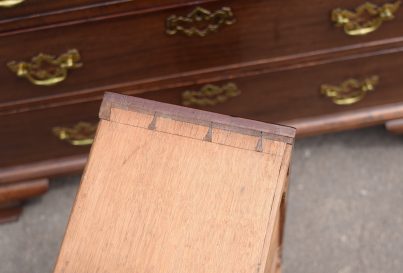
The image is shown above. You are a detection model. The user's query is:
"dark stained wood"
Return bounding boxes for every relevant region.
[3,38,403,115]
[286,103,403,137]
[0,179,48,203]
[0,0,216,34]
[3,45,403,170]
[0,101,98,168]
[385,118,403,135]
[2,0,403,113]
[0,155,87,184]
[138,50,403,124]
[2,0,403,224]
[0,0,114,21]
[2,101,403,184]
[0,205,22,224]
[1,102,402,185]
[2,0,402,38]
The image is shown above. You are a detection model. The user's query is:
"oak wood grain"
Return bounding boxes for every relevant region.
[53,94,294,273]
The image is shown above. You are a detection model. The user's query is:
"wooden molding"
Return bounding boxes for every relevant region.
[285,102,403,137]
[385,118,403,135]
[0,179,49,203]
[0,155,87,184]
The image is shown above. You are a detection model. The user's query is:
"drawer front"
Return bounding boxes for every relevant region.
[2,0,403,110]
[2,50,403,168]
[0,0,205,34]
[0,0,117,18]
[0,101,99,168]
[139,50,403,123]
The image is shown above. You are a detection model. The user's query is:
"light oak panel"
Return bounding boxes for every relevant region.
[53,94,295,273]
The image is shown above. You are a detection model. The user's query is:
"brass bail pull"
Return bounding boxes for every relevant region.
[7,49,83,86]
[331,1,401,36]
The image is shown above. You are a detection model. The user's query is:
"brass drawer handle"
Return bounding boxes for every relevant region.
[332,1,401,36]
[7,49,82,86]
[182,82,241,107]
[0,0,24,8]
[166,6,236,37]
[52,122,97,146]
[321,75,379,105]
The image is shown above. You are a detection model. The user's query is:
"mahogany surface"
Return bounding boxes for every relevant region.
[1,0,403,223]
[386,118,403,135]
[0,179,48,203]
[2,0,403,110]
[141,50,403,123]
[0,101,98,168]
[0,0,213,34]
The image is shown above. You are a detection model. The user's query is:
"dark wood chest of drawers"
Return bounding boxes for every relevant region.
[1,0,403,222]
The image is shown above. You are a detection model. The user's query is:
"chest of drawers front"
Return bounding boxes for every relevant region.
[1,0,403,223]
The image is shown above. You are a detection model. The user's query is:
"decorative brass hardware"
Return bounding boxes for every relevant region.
[0,0,24,8]
[331,1,401,36]
[52,122,97,146]
[7,49,82,86]
[166,6,236,37]
[320,75,379,105]
[182,82,241,106]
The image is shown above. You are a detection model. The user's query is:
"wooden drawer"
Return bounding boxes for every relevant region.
[140,49,403,123]
[2,0,403,111]
[0,101,99,168]
[0,0,199,22]
[0,0,204,34]
[2,49,403,168]
[0,0,114,16]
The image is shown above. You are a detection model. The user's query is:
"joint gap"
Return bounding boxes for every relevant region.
[203,122,213,142]
[148,112,158,130]
[256,131,263,152]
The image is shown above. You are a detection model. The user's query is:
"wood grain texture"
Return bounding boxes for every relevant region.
[0,0,217,35]
[53,94,294,273]
[0,179,48,203]
[137,50,403,125]
[3,38,403,115]
[0,101,98,169]
[3,0,403,113]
